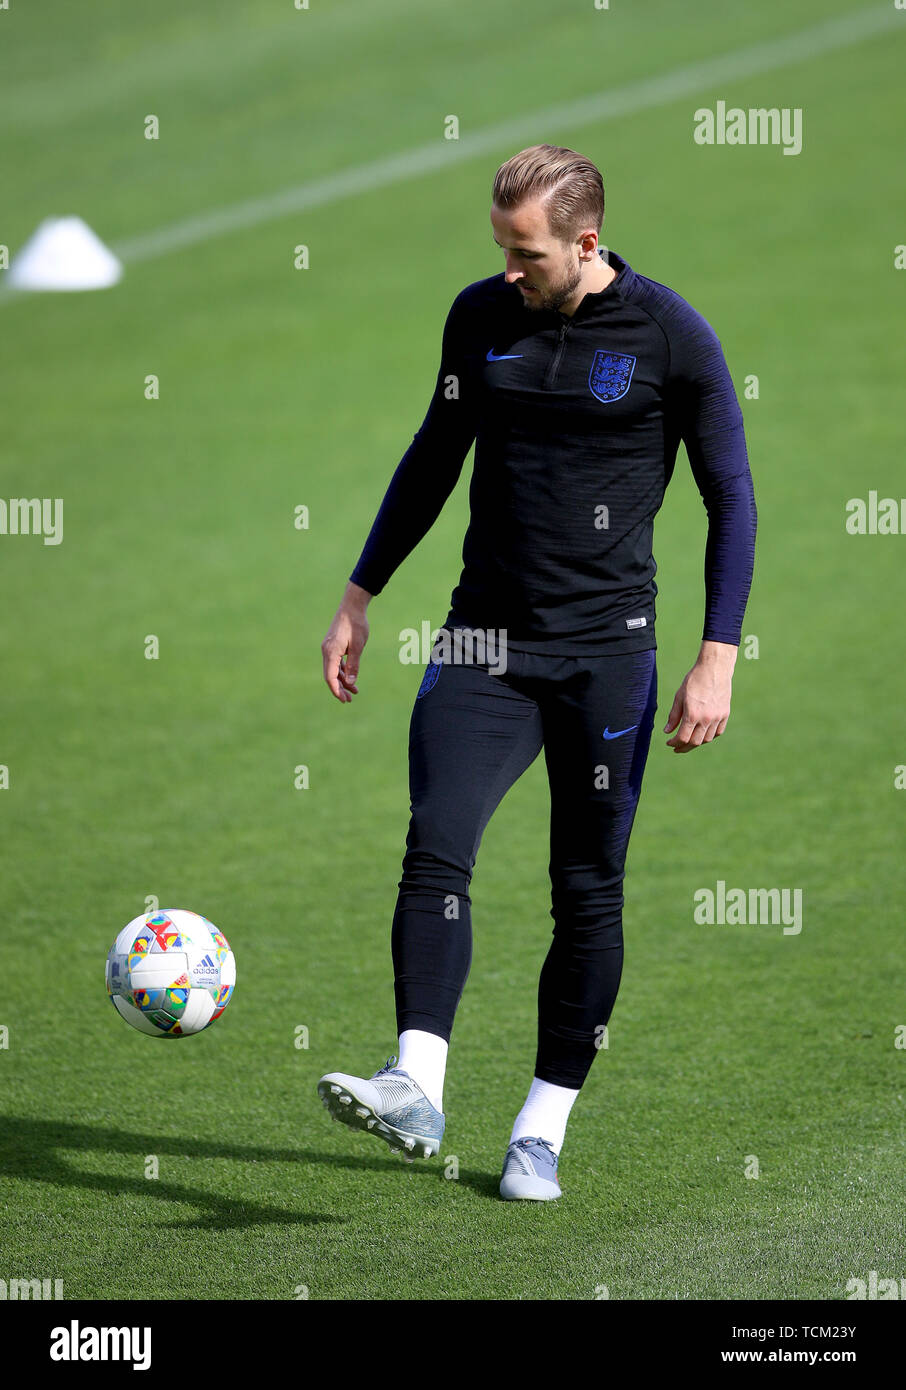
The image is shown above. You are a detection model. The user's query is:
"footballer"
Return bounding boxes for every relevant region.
[318,144,756,1200]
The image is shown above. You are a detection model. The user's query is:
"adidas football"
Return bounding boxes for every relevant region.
[105,909,236,1037]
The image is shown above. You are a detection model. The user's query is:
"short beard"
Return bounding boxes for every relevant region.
[522,255,583,313]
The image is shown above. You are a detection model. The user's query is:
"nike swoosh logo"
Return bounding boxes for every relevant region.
[602,724,639,740]
[486,349,523,361]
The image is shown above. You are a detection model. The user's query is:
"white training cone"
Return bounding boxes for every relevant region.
[8,217,122,291]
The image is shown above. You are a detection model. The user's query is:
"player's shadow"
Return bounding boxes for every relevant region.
[0,1114,359,1231]
[302,1147,500,1198]
[301,1145,500,1198]
[1,1115,501,1219]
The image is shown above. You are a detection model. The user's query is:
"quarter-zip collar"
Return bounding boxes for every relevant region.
[564,248,633,322]
[527,251,634,389]
[517,248,634,326]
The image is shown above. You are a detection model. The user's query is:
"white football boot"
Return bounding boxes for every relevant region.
[499,1136,562,1200]
[318,1055,445,1159]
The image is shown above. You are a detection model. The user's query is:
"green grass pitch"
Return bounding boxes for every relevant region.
[1,0,904,1300]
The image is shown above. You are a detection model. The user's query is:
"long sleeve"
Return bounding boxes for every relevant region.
[349,290,478,597]
[668,312,757,646]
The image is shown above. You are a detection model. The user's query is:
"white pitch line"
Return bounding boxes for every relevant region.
[3,3,902,284]
[108,4,901,265]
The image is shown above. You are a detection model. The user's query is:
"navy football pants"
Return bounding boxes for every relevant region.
[391,636,657,1089]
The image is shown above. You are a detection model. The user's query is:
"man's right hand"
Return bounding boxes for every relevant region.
[321,581,371,703]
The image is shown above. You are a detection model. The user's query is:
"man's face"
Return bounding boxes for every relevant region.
[490,198,585,313]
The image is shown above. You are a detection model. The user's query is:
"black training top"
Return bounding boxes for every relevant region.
[350,249,756,654]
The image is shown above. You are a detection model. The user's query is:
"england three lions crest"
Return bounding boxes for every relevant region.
[589,350,636,403]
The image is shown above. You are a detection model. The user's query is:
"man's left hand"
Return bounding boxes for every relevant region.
[663,640,737,753]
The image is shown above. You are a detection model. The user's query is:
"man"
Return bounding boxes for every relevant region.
[318,144,756,1200]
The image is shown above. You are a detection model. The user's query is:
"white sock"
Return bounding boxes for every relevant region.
[509,1076,580,1154]
[396,1029,448,1113]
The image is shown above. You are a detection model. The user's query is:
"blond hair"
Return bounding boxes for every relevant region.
[492,144,605,244]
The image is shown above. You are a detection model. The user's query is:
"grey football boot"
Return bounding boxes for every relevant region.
[317,1055,445,1159]
[499,1135,562,1200]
